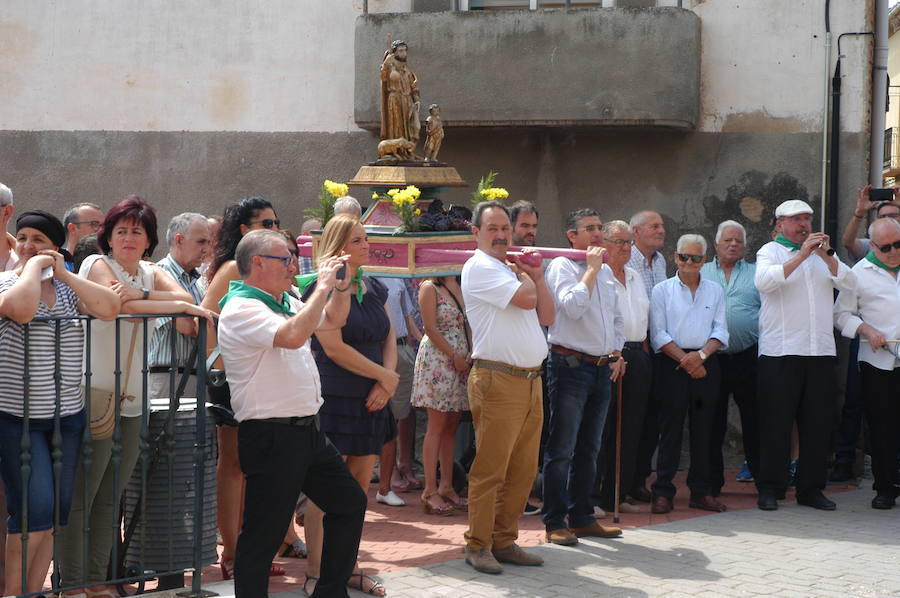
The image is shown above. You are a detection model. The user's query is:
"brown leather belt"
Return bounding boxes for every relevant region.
[550,344,619,367]
[472,358,543,380]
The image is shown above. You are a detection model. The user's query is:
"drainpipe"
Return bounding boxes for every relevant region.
[363,0,368,14]
[828,58,842,241]
[820,0,832,233]
[870,0,890,186]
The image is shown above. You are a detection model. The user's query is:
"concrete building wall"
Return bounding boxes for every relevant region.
[0,0,872,257]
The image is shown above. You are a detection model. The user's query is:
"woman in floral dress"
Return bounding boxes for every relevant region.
[411,275,471,515]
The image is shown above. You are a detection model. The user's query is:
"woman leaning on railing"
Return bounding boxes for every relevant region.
[0,210,119,597]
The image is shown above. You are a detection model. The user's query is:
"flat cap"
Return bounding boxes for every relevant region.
[775,199,813,218]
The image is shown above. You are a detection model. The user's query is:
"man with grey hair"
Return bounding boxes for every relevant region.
[63,202,104,256]
[147,213,211,400]
[701,220,761,491]
[333,196,362,218]
[298,218,321,274]
[217,229,363,598]
[0,183,17,271]
[649,234,729,514]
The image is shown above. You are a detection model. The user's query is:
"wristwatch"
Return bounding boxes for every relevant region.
[697,349,708,361]
[141,287,150,300]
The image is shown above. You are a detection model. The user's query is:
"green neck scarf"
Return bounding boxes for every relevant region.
[219,280,295,315]
[295,266,366,304]
[865,250,900,273]
[774,234,802,251]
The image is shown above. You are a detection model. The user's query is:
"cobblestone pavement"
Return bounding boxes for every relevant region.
[245,485,896,598]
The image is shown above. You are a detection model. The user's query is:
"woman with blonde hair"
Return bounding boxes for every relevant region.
[298,214,398,597]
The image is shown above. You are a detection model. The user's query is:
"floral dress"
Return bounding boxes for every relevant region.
[411,290,469,412]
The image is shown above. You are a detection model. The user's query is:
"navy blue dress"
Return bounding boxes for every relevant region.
[309,277,397,456]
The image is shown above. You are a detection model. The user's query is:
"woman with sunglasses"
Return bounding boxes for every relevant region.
[299,214,398,597]
[201,197,288,580]
[0,211,119,597]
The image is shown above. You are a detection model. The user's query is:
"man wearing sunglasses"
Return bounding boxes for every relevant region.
[755,199,854,512]
[834,217,900,510]
[648,234,729,515]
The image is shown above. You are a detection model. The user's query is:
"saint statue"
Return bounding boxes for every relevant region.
[380,40,421,144]
[424,104,444,162]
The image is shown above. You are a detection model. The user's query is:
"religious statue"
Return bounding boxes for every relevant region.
[377,137,416,161]
[380,40,421,145]
[423,104,444,162]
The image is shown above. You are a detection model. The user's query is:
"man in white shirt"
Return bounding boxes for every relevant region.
[461,201,553,574]
[597,220,651,515]
[649,234,729,515]
[217,230,364,598]
[834,217,900,510]
[755,199,854,511]
[542,209,624,546]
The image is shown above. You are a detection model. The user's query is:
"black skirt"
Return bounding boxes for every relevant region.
[319,394,397,456]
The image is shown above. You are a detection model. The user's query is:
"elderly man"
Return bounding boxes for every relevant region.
[462,201,553,574]
[841,185,900,261]
[701,220,761,491]
[0,183,17,271]
[542,209,624,546]
[62,202,104,255]
[509,200,539,247]
[626,210,667,503]
[217,229,365,598]
[597,220,651,515]
[333,196,362,218]
[649,234,729,514]
[299,218,322,274]
[834,217,900,509]
[148,213,211,400]
[755,199,854,511]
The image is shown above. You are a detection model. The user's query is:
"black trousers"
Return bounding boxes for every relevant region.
[756,356,836,498]
[235,418,367,598]
[651,353,720,499]
[710,345,760,492]
[598,344,653,509]
[859,363,900,495]
[633,351,659,491]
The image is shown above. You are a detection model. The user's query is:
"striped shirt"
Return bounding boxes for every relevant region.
[0,272,85,418]
[149,254,205,368]
[627,249,668,301]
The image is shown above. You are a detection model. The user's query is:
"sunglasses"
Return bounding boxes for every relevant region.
[249,218,280,229]
[876,240,900,253]
[258,254,294,267]
[676,253,704,264]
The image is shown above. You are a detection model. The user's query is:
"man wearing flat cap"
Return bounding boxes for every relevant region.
[754,199,855,511]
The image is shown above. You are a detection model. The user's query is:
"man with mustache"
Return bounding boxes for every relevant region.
[754,200,855,511]
[461,201,553,574]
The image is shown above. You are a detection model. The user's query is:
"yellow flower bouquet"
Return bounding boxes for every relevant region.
[374,185,422,232]
[304,179,349,226]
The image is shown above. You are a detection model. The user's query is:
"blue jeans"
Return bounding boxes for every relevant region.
[541,352,611,531]
[0,410,85,533]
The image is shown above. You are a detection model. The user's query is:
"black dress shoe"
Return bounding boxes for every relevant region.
[630,485,652,503]
[829,462,854,483]
[651,495,673,514]
[796,491,836,511]
[757,493,778,511]
[872,494,896,510]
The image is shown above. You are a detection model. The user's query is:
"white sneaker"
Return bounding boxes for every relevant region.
[376,490,406,506]
[618,502,642,514]
[593,505,607,519]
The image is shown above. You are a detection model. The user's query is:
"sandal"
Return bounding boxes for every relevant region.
[279,539,308,558]
[269,563,286,576]
[302,574,318,597]
[347,572,386,596]
[399,466,423,490]
[219,559,235,581]
[440,492,468,512]
[421,491,455,516]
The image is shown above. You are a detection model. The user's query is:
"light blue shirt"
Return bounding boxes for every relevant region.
[701,258,760,354]
[650,274,729,353]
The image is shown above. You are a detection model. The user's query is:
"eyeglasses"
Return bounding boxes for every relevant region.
[875,240,900,253]
[573,225,603,233]
[249,218,280,229]
[676,253,704,264]
[606,239,633,247]
[258,254,294,267]
[73,220,101,229]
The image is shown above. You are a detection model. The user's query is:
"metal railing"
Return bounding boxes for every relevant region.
[9,314,215,598]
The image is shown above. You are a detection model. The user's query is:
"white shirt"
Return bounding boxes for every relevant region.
[546,257,624,355]
[834,258,900,371]
[218,294,323,421]
[378,277,413,339]
[755,241,855,357]
[462,249,547,368]
[612,266,649,343]
[650,275,729,353]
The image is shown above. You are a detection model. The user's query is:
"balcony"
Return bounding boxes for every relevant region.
[354,7,700,130]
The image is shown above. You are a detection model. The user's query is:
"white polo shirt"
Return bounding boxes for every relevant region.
[461,249,547,368]
[218,294,323,422]
[755,241,855,357]
[834,258,900,371]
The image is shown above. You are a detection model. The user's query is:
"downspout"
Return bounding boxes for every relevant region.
[870,0,890,186]
[821,0,832,234]
[828,58,842,241]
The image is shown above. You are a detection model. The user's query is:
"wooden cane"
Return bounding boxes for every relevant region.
[613,368,624,524]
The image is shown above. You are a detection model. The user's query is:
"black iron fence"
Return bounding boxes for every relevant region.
[8,314,217,598]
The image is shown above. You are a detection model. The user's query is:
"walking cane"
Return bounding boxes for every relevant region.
[613,368,624,524]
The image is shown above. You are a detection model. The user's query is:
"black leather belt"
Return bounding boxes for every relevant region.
[264,415,318,427]
[623,341,644,351]
[149,366,197,375]
[473,359,543,380]
[550,344,619,367]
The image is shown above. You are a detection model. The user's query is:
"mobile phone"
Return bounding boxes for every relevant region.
[41,267,53,281]
[336,264,347,280]
[869,187,894,202]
